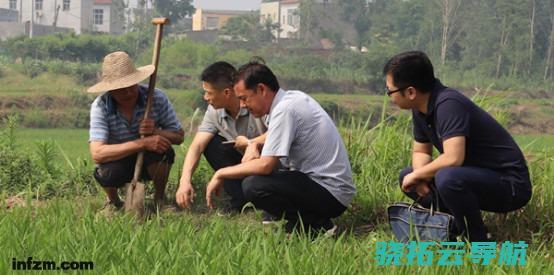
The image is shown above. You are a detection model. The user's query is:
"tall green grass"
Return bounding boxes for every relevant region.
[1,197,552,274]
[1,104,553,273]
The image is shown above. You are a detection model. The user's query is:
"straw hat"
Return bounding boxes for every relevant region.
[87,51,155,94]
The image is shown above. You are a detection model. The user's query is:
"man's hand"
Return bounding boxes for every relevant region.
[402,171,424,192]
[205,172,224,210]
[142,135,171,154]
[176,182,195,209]
[402,171,432,197]
[234,135,250,150]
[415,182,431,197]
[139,118,157,136]
[241,142,261,163]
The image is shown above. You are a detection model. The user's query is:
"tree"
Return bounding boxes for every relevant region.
[435,0,464,66]
[339,0,371,51]
[220,13,279,44]
[544,13,554,80]
[298,0,319,42]
[154,0,195,33]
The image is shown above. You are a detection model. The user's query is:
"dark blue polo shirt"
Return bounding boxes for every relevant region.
[412,79,529,184]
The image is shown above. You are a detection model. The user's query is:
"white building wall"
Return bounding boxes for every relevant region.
[92,4,109,32]
[279,2,299,39]
[0,0,93,34]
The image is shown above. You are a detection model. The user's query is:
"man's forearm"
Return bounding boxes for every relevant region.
[92,139,144,164]
[412,152,432,170]
[217,157,275,179]
[250,132,267,145]
[179,146,202,186]
[413,153,461,180]
[155,129,184,145]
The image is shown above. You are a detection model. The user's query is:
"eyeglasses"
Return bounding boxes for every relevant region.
[386,86,408,96]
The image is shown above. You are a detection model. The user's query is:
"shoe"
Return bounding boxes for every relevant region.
[97,199,124,218]
[311,219,338,237]
[216,205,240,217]
[262,211,280,225]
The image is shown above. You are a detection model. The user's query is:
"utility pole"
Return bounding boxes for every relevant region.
[30,0,34,38]
[53,0,60,27]
[19,0,22,22]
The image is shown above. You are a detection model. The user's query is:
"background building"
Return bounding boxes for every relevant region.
[192,8,250,31]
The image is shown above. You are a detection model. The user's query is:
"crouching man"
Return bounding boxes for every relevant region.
[205,61,356,235]
[87,51,184,213]
[384,51,532,241]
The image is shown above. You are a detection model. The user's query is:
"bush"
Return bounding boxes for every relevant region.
[0,115,98,198]
[0,115,45,194]
[22,60,47,78]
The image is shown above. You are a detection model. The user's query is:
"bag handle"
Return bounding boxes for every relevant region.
[410,184,441,216]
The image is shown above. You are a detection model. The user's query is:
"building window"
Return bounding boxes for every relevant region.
[35,0,43,11]
[63,0,70,10]
[93,9,103,25]
[206,16,219,29]
[9,0,16,10]
[287,9,295,26]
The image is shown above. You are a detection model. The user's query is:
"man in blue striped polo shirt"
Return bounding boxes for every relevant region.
[204,61,356,235]
[87,51,184,211]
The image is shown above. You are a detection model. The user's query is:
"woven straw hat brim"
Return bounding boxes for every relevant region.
[87,65,155,94]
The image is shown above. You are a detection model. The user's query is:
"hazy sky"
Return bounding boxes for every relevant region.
[192,0,262,11]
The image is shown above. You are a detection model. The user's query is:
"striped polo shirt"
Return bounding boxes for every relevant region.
[261,89,356,206]
[89,85,182,144]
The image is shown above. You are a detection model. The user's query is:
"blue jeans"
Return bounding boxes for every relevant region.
[399,166,531,241]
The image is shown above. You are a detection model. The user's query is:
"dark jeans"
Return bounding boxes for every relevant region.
[242,170,347,231]
[399,166,532,241]
[203,135,247,210]
[93,148,175,188]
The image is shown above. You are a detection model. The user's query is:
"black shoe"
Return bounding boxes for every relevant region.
[262,211,280,225]
[216,205,240,217]
[310,219,338,237]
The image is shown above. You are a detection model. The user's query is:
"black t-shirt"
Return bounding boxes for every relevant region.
[412,80,529,183]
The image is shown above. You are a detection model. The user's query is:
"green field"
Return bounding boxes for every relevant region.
[14,128,554,163]
[2,124,554,274]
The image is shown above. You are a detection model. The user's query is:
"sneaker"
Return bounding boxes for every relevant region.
[262,211,280,225]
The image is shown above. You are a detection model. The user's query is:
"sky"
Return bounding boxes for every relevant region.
[192,0,263,11]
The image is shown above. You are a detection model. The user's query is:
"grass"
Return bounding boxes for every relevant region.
[0,70,554,274]
[514,135,554,152]
[1,196,552,274]
[2,102,554,274]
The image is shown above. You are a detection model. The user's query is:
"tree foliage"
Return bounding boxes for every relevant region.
[220,13,279,43]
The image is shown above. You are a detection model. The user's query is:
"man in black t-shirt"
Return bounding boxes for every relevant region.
[383,51,532,241]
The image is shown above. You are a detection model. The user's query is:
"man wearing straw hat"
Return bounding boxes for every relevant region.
[88,51,184,213]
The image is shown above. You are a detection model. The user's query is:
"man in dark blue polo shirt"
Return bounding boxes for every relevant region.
[383,51,532,241]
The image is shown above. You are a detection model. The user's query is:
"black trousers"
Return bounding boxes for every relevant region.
[203,135,247,210]
[93,148,175,188]
[242,170,347,229]
[399,166,532,241]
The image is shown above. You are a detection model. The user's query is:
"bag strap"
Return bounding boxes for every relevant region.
[411,184,440,216]
[430,184,441,214]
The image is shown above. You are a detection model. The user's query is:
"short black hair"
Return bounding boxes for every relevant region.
[235,60,280,92]
[200,61,236,90]
[383,51,436,93]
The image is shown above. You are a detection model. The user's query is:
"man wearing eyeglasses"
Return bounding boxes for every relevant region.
[384,51,532,242]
